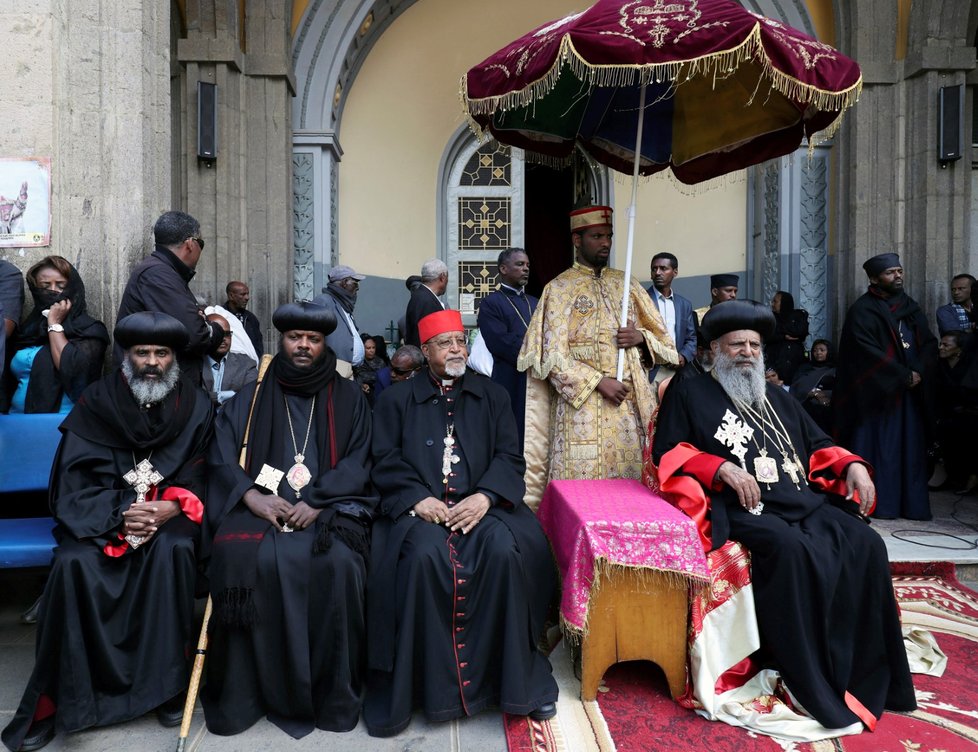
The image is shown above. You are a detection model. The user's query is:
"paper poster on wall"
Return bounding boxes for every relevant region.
[0,158,52,247]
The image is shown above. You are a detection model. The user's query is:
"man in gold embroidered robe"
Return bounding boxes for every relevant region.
[518,206,678,508]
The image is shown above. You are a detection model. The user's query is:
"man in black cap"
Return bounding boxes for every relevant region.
[834,253,937,520]
[312,264,368,373]
[202,301,377,739]
[694,272,739,324]
[652,300,915,739]
[116,210,225,384]
[3,312,214,752]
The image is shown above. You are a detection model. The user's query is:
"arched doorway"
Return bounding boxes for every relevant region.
[440,131,608,326]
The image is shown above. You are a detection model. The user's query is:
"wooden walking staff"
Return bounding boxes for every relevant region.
[176,354,273,752]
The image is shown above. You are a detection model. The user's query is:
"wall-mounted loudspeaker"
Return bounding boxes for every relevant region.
[197,82,217,161]
[938,85,963,163]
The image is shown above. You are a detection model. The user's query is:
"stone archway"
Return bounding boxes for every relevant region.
[291,0,835,332]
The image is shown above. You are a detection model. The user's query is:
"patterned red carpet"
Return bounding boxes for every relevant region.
[505,562,978,752]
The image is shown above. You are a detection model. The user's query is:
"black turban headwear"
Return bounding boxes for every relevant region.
[114,311,189,350]
[272,301,337,336]
[701,300,776,343]
[710,273,739,289]
[862,253,901,278]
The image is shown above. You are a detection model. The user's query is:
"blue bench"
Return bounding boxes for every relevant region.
[0,413,62,568]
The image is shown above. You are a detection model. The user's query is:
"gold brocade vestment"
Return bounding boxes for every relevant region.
[518,262,678,509]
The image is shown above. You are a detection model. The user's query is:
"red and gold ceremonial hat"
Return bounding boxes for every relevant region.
[570,205,613,233]
[418,309,464,345]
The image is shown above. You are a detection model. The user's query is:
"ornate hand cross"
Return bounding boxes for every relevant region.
[713,409,753,471]
[123,458,163,549]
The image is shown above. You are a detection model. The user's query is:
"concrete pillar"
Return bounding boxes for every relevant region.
[0,1,171,327]
[176,0,295,350]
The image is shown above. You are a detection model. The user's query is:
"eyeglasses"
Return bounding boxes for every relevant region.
[221,331,233,339]
[429,336,468,350]
[189,236,205,250]
[340,278,360,289]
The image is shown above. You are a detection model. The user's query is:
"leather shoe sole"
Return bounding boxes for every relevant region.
[529,702,557,721]
[18,716,55,752]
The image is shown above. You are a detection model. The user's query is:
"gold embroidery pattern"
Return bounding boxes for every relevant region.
[573,294,595,316]
[753,13,839,70]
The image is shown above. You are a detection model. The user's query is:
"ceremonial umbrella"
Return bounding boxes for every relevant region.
[462,0,861,378]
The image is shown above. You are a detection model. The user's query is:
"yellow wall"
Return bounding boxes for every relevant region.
[338,0,746,281]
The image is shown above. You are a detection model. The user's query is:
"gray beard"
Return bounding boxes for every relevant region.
[445,360,467,378]
[713,349,766,408]
[122,357,181,405]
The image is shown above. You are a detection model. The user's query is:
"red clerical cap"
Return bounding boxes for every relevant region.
[418,309,464,344]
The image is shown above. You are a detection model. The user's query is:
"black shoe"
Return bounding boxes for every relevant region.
[156,693,186,728]
[20,595,43,625]
[528,702,557,721]
[18,716,55,752]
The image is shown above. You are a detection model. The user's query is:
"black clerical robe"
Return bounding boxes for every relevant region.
[834,288,937,519]
[365,372,558,737]
[202,375,377,738]
[652,374,915,732]
[2,378,213,752]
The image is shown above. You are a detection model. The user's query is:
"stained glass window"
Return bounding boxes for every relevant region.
[458,197,510,249]
[457,261,500,315]
[461,144,511,186]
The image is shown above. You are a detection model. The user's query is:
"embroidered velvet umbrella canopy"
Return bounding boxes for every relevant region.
[461,0,861,377]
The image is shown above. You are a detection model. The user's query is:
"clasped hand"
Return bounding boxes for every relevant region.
[413,493,490,535]
[122,499,180,541]
[243,489,320,531]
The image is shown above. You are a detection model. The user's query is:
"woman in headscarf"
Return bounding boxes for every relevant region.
[789,338,836,434]
[3,256,109,413]
[766,290,809,385]
[354,334,390,406]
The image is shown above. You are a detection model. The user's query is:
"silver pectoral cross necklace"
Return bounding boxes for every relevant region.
[123,455,163,549]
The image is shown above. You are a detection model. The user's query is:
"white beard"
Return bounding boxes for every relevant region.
[445,358,467,378]
[713,349,766,408]
[122,357,181,405]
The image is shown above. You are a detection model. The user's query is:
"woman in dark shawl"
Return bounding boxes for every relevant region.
[766,290,809,385]
[3,256,108,413]
[790,338,836,435]
[353,334,390,406]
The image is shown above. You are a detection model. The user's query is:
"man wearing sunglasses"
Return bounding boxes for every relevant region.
[373,344,423,401]
[116,210,225,386]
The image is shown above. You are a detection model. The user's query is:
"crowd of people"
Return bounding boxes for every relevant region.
[0,205,971,750]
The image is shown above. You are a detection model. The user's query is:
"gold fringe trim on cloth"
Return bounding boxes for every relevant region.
[560,558,710,643]
[462,23,862,126]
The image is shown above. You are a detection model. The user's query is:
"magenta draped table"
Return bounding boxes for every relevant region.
[537,478,710,635]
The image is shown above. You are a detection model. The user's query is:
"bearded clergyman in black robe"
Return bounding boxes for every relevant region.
[833,252,937,520]
[364,309,558,737]
[201,301,377,739]
[3,312,213,752]
[651,301,916,738]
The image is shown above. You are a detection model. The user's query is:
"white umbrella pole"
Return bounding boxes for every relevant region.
[616,81,647,382]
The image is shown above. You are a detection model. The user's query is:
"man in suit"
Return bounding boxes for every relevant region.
[403,259,447,347]
[647,252,697,384]
[202,313,258,406]
[478,248,537,447]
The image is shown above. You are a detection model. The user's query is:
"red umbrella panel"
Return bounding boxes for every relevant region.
[462,0,862,184]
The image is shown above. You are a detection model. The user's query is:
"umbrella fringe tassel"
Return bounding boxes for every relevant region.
[463,25,861,121]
